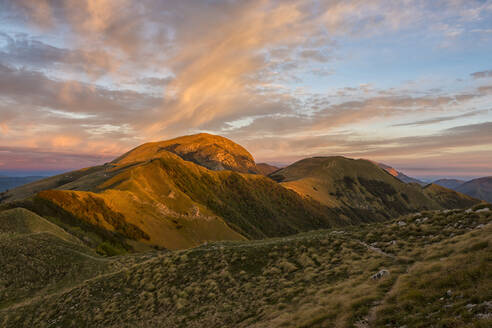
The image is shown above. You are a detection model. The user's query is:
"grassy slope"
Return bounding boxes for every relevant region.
[1,204,490,328]
[0,149,479,253]
[0,209,108,309]
[256,163,280,175]
[1,153,346,250]
[456,177,492,203]
[0,207,80,244]
[114,133,259,173]
[270,156,478,220]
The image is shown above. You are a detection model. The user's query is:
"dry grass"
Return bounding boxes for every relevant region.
[1,205,490,327]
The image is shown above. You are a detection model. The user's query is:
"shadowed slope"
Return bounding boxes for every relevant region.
[0,136,480,252]
[256,163,280,175]
[1,206,490,327]
[2,151,344,250]
[433,178,466,190]
[456,177,492,203]
[0,207,80,244]
[270,157,479,220]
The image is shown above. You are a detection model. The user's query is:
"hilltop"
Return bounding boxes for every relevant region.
[269,156,477,220]
[114,133,260,174]
[0,135,480,254]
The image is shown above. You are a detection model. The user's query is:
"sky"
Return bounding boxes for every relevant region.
[0,0,491,180]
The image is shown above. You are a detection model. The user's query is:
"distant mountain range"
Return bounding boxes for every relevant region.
[434,177,492,203]
[377,162,425,185]
[0,176,44,192]
[433,179,466,190]
[377,164,492,203]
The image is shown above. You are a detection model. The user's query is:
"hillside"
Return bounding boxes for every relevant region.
[0,208,81,244]
[433,178,466,190]
[1,205,490,327]
[0,136,480,253]
[256,163,279,175]
[377,163,424,185]
[0,149,345,251]
[456,177,492,203]
[269,156,478,220]
[0,176,44,192]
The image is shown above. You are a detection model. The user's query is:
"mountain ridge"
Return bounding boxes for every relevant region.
[0,134,481,252]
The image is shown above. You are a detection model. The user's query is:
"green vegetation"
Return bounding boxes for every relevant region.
[0,206,490,327]
[270,156,479,219]
[0,134,487,327]
[0,136,479,252]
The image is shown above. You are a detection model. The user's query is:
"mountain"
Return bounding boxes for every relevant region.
[0,135,480,254]
[0,176,44,192]
[0,136,349,252]
[269,156,478,220]
[433,178,466,190]
[1,205,490,327]
[377,162,425,185]
[115,133,259,174]
[0,133,488,327]
[256,162,279,175]
[432,177,492,203]
[456,177,492,203]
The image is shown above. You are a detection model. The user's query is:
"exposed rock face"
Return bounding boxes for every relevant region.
[115,133,259,174]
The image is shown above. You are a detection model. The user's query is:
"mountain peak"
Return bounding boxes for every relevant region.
[114,133,259,174]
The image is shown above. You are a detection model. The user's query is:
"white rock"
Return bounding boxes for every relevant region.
[371,269,389,280]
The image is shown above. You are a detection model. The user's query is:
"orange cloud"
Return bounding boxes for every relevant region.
[0,123,9,135]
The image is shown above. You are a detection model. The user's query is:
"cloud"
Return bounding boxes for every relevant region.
[391,109,490,126]
[0,0,491,177]
[471,70,492,79]
[0,145,115,170]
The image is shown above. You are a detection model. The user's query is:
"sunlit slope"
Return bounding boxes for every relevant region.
[114,133,260,173]
[270,156,479,219]
[0,163,137,202]
[1,137,479,252]
[4,151,348,250]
